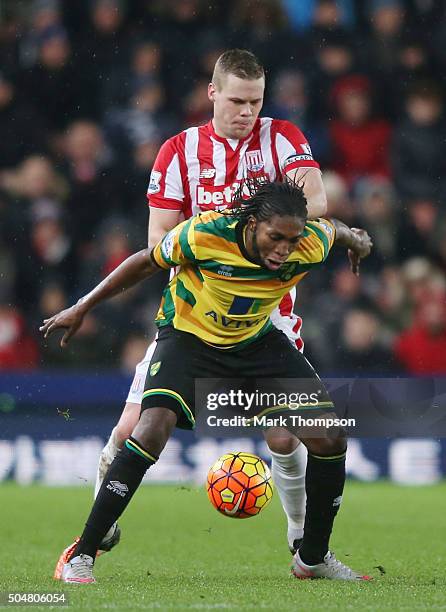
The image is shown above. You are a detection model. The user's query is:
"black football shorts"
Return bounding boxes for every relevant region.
[141,325,333,430]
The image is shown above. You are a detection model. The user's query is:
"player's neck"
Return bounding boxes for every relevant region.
[240,223,259,264]
[211,118,253,143]
[211,119,237,141]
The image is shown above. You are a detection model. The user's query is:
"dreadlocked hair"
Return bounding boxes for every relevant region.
[228,177,308,223]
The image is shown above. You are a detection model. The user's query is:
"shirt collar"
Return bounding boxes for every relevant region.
[207,118,258,146]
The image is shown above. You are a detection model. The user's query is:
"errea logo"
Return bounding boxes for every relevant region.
[107,481,129,497]
[217,265,234,277]
[332,495,343,507]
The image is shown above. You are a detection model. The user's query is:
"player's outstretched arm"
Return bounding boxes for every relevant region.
[330,218,373,276]
[39,248,160,346]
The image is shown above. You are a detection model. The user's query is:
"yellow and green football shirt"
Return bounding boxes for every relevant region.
[151,210,335,349]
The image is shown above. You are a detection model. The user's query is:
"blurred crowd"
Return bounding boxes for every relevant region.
[1,0,446,375]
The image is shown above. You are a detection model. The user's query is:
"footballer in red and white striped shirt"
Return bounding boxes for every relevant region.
[147,117,320,221]
[146,107,324,350]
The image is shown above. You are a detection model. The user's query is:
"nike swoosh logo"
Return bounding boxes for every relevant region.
[224,491,244,516]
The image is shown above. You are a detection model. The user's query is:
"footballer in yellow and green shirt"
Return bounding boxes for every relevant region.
[40,179,373,582]
[151,207,335,349]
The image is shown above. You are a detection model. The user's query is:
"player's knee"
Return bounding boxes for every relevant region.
[132,406,177,457]
[328,426,348,454]
[265,428,299,455]
[303,433,347,457]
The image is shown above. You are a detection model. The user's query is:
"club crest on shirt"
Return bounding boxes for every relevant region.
[278,262,300,281]
[245,149,264,172]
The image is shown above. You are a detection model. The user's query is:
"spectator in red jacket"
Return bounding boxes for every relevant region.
[0,305,39,369]
[394,290,446,374]
[328,74,392,187]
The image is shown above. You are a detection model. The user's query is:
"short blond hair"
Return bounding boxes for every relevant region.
[212,49,265,90]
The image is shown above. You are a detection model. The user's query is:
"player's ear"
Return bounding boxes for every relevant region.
[248,216,257,232]
[208,82,216,102]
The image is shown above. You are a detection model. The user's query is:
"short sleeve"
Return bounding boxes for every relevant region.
[147,137,185,211]
[151,218,197,269]
[273,120,320,176]
[305,218,336,262]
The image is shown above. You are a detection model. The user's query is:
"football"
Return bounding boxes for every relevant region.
[206,452,274,518]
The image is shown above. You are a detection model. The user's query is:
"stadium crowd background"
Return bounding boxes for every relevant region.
[0,0,446,376]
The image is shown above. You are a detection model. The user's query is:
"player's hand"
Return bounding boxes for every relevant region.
[39,302,87,347]
[348,228,373,276]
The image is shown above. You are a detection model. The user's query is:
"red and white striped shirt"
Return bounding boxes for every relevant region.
[147,117,320,350]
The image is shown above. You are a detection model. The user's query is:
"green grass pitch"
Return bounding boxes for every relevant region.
[0,481,445,611]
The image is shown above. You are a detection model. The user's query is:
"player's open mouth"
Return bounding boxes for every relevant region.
[265,258,285,270]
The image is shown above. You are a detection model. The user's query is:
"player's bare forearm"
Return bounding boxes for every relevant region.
[330,218,373,275]
[286,167,327,218]
[39,249,159,346]
[79,248,158,309]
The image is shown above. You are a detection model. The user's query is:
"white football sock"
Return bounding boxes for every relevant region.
[270,443,307,548]
[94,427,120,499]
